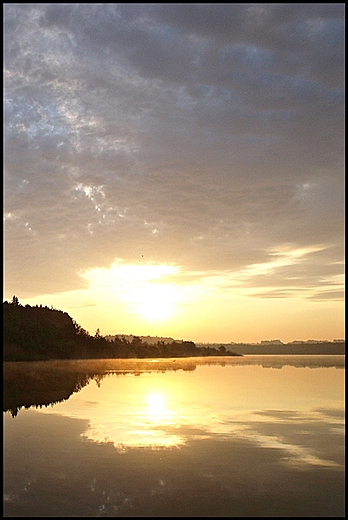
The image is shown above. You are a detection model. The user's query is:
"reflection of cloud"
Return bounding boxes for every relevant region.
[4,406,345,517]
[235,408,345,468]
[236,429,340,469]
[81,396,183,449]
[78,391,222,449]
[82,420,183,450]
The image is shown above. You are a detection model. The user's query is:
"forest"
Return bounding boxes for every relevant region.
[3,296,240,361]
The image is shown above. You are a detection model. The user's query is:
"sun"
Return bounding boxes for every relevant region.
[135,284,177,322]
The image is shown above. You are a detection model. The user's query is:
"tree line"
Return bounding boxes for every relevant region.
[3,296,240,361]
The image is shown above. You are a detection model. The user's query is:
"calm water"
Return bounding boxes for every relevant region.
[4,355,345,517]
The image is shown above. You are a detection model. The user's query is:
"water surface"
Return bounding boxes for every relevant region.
[4,355,345,517]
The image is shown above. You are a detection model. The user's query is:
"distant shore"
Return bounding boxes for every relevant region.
[197,341,345,355]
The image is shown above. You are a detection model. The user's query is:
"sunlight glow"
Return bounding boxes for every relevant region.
[79,260,193,324]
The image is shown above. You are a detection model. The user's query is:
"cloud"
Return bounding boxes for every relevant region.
[4,4,344,312]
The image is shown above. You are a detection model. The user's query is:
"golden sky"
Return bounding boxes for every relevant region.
[4,4,344,343]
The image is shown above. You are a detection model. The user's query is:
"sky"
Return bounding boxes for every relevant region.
[3,4,345,343]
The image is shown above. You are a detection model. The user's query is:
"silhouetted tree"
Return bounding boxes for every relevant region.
[11,295,19,306]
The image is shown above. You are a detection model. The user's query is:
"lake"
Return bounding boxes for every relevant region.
[3,355,345,517]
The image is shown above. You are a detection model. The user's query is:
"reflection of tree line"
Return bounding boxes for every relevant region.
[3,359,198,417]
[5,354,344,418]
[3,298,240,361]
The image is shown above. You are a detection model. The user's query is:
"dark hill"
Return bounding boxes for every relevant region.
[3,298,88,361]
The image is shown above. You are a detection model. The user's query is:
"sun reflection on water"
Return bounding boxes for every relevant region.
[79,386,183,449]
[145,392,176,422]
[146,392,167,416]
